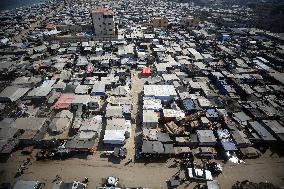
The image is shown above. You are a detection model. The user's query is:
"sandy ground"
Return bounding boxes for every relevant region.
[0,71,284,188]
[123,71,144,160]
[1,150,284,189]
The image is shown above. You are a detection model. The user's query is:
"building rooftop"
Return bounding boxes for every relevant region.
[93,7,114,16]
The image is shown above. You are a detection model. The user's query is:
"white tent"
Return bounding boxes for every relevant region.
[103,130,125,145]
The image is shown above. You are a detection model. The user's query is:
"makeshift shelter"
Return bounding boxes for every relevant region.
[143,110,158,128]
[197,130,217,146]
[49,118,71,134]
[144,85,177,102]
[103,130,125,145]
[65,139,97,152]
[12,180,41,189]
[188,168,213,181]
[53,94,75,110]
[0,86,30,102]
[91,82,106,97]
[141,67,152,77]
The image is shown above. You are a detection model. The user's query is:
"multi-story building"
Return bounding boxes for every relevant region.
[181,16,199,29]
[151,17,169,28]
[91,7,116,37]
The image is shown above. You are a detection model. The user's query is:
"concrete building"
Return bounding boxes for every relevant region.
[91,7,116,37]
[151,17,169,28]
[181,16,199,28]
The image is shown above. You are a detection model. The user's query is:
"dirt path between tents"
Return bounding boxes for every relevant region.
[124,70,144,159]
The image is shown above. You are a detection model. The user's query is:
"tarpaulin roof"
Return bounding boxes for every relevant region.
[142,67,152,74]
[52,93,75,109]
[86,65,94,74]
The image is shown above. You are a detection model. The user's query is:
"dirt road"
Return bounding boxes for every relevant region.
[1,150,284,189]
[124,71,144,159]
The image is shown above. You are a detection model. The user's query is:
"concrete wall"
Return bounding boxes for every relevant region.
[92,11,115,36]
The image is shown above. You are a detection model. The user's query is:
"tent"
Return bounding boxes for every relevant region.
[141,67,152,77]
